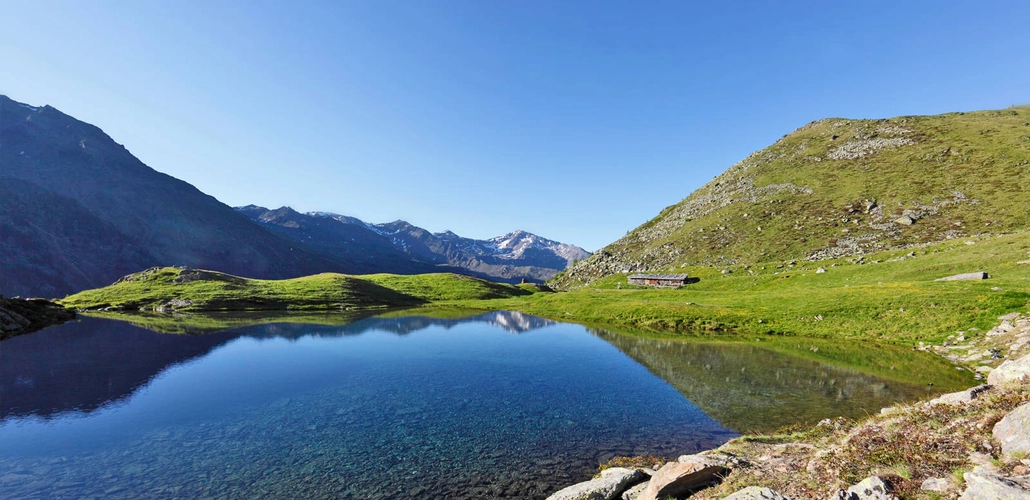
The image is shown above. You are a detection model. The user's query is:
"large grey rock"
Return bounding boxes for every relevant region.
[620,481,648,500]
[834,476,896,500]
[547,468,646,500]
[723,486,793,499]
[637,461,728,500]
[993,402,1030,457]
[936,272,990,281]
[988,353,1030,386]
[959,467,1030,499]
[930,384,992,406]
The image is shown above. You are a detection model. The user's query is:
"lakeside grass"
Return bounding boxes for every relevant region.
[59,268,530,312]
[60,230,1029,346]
[458,231,1030,344]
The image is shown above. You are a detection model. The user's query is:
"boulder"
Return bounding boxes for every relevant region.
[936,272,989,281]
[546,468,646,500]
[637,461,728,500]
[929,384,992,406]
[723,486,793,499]
[832,476,897,500]
[895,216,915,226]
[988,353,1030,386]
[993,402,1030,457]
[958,466,1030,499]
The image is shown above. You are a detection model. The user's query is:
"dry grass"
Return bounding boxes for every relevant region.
[687,384,1030,499]
[597,455,668,475]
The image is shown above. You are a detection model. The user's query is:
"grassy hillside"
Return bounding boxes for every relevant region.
[554,106,1030,289]
[60,267,529,312]
[465,230,1030,343]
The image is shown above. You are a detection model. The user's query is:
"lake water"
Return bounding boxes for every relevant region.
[0,311,965,499]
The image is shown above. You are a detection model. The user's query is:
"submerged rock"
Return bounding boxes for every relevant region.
[545,467,645,500]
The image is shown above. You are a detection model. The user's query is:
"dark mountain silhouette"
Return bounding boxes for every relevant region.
[0,94,588,296]
[1,95,343,297]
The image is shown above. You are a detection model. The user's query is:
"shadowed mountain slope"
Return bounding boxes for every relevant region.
[1,95,343,297]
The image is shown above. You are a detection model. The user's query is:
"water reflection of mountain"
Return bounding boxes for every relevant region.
[0,311,555,419]
[221,310,556,337]
[592,329,956,433]
[371,310,556,335]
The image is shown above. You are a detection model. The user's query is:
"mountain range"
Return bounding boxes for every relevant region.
[236,205,589,283]
[0,95,586,297]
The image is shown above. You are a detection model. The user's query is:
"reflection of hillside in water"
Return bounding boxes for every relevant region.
[1,312,556,420]
[591,329,952,433]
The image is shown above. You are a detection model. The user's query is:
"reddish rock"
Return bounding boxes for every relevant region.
[637,461,727,500]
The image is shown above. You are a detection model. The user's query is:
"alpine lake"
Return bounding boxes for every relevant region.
[0,310,969,499]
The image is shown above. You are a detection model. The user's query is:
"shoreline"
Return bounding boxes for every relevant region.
[546,312,1030,500]
[0,296,76,341]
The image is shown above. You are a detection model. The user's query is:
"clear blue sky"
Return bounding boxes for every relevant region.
[3,1,1028,251]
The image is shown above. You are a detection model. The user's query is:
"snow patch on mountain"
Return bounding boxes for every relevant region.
[487,230,589,265]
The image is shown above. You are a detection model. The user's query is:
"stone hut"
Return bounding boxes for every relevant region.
[627,273,690,287]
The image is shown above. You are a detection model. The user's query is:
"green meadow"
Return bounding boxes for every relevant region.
[458,230,1030,344]
[62,229,1030,346]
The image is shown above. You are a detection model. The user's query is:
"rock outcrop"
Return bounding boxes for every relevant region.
[545,468,646,500]
[958,467,1030,500]
[0,296,76,340]
[936,271,990,281]
[637,461,728,500]
[989,353,1030,386]
[929,384,992,406]
[832,476,897,500]
[993,402,1030,457]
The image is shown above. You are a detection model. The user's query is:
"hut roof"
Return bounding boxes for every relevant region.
[627,273,689,280]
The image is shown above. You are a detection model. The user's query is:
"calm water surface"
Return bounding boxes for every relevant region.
[0,312,962,499]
